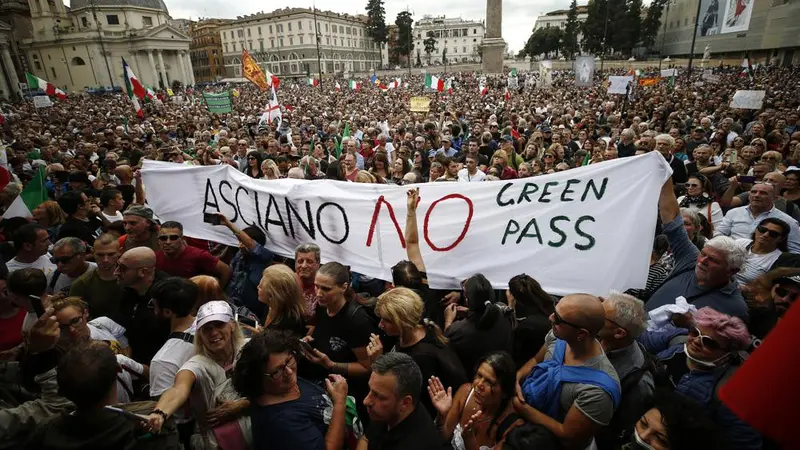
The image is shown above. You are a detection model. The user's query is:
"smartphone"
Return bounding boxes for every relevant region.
[235,313,258,328]
[103,405,149,423]
[738,176,756,184]
[298,339,314,354]
[203,213,221,226]
[28,295,46,317]
[729,151,737,165]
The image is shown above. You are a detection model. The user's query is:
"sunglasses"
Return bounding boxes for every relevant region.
[685,183,701,188]
[757,225,782,238]
[688,326,723,351]
[552,309,585,330]
[158,235,181,241]
[50,254,76,264]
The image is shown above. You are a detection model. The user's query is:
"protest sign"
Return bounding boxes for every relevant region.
[575,56,595,87]
[409,96,430,113]
[702,70,720,83]
[638,77,660,87]
[33,95,53,108]
[141,152,671,295]
[730,90,765,109]
[607,76,634,94]
[660,68,677,78]
[203,91,233,114]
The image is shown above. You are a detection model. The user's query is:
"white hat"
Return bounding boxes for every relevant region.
[196,301,234,329]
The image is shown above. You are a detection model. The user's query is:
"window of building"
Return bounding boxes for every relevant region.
[270,38,275,48]
[298,21,302,30]
[288,22,292,31]
[463,46,466,53]
[326,37,330,45]
[269,25,273,33]
[81,16,89,27]
[473,28,476,34]
[684,18,688,26]
[299,36,304,44]
[289,37,293,45]
[340,25,344,33]
[142,16,152,27]
[225,43,229,52]
[71,57,86,66]
[325,23,328,32]
[247,28,251,37]
[258,27,262,35]
[51,67,57,78]
[106,14,119,25]
[280,38,284,46]
[260,41,264,51]
[232,43,236,51]
[238,29,243,38]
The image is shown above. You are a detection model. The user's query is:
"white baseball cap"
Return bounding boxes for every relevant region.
[196,301,234,329]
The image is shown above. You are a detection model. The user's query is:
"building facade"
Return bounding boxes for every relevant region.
[18,0,193,94]
[0,0,34,96]
[219,7,387,79]
[189,18,228,83]
[532,5,589,32]
[413,16,485,65]
[657,0,800,66]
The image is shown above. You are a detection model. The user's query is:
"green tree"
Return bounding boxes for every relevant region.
[581,0,607,54]
[563,0,580,58]
[394,11,414,67]
[522,27,563,59]
[640,0,667,49]
[365,0,388,67]
[613,0,642,56]
[423,31,437,64]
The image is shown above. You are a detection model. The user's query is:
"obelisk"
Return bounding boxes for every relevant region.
[482,0,506,74]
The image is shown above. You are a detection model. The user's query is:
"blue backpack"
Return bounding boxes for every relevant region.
[521,339,621,420]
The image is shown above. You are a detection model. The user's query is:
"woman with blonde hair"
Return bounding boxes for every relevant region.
[261,159,280,180]
[354,170,378,184]
[190,275,226,313]
[32,200,67,242]
[367,287,467,418]
[490,149,517,179]
[257,264,306,336]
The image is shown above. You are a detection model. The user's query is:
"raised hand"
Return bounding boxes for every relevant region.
[427,376,453,417]
[366,333,383,363]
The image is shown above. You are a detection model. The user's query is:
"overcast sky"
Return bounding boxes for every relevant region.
[65,0,573,52]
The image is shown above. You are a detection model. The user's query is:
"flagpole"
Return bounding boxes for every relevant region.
[686,0,703,82]
[312,3,323,82]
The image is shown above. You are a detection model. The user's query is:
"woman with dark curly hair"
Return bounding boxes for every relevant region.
[628,389,722,450]
[232,330,351,450]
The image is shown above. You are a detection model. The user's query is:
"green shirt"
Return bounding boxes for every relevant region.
[69,269,123,322]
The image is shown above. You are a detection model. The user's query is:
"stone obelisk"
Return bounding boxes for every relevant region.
[482,0,506,73]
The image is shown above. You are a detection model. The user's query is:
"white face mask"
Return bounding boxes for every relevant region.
[631,428,656,450]
[683,342,730,368]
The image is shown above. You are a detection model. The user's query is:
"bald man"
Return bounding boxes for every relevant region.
[513,294,621,450]
[116,246,170,364]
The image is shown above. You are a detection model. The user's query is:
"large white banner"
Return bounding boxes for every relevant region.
[141,153,672,295]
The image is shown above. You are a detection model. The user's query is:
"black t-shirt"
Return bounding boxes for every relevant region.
[250,378,328,450]
[118,271,171,364]
[58,216,104,246]
[267,314,306,338]
[512,314,552,369]
[445,311,514,376]
[365,404,444,450]
[417,272,444,329]
[394,332,467,418]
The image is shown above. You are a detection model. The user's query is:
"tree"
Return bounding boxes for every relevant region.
[394,11,414,67]
[521,27,563,59]
[365,0,388,68]
[641,0,668,50]
[613,0,642,56]
[423,31,437,64]
[563,0,580,58]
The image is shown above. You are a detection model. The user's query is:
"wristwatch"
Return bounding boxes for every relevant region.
[152,409,168,420]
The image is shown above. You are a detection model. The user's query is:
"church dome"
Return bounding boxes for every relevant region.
[69,0,169,13]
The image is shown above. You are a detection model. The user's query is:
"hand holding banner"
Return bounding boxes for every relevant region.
[141,153,672,295]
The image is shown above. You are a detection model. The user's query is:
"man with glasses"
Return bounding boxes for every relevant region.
[116,246,170,364]
[595,292,654,448]
[155,221,231,287]
[515,293,621,450]
[233,139,250,170]
[49,237,96,295]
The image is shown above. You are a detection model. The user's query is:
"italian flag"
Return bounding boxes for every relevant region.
[25,72,66,100]
[123,58,145,118]
[2,166,48,219]
[479,79,488,96]
[424,74,444,92]
[335,82,342,91]
[307,77,319,87]
[504,87,511,101]
[445,78,453,94]
[349,80,360,90]
[387,78,401,89]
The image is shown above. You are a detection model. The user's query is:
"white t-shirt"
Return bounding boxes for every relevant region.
[734,238,782,286]
[177,339,247,421]
[6,255,56,281]
[457,168,487,182]
[150,323,197,397]
[52,262,97,295]
[116,354,145,404]
[101,210,124,223]
[88,316,129,349]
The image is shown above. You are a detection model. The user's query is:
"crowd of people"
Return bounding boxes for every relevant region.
[0,62,798,450]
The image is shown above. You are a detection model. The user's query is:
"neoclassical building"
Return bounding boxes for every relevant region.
[219,7,388,79]
[19,0,193,93]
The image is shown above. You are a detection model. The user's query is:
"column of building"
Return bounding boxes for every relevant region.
[1,44,22,99]
[147,50,159,88]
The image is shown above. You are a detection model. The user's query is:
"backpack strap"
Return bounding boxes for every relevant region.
[48,269,61,292]
[495,413,520,442]
[167,332,195,344]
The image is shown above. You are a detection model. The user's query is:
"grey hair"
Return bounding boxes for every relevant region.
[680,208,702,230]
[621,128,636,139]
[655,133,675,148]
[604,291,647,338]
[371,352,422,404]
[287,167,305,179]
[53,237,87,254]
[295,243,321,263]
[704,236,747,270]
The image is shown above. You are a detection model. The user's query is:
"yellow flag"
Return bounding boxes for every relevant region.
[241,49,268,92]
[232,89,240,98]
[166,88,174,96]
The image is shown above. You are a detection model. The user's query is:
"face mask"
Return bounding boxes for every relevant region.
[683,343,730,368]
[626,428,656,450]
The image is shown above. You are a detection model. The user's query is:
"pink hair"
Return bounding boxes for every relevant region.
[693,307,751,350]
